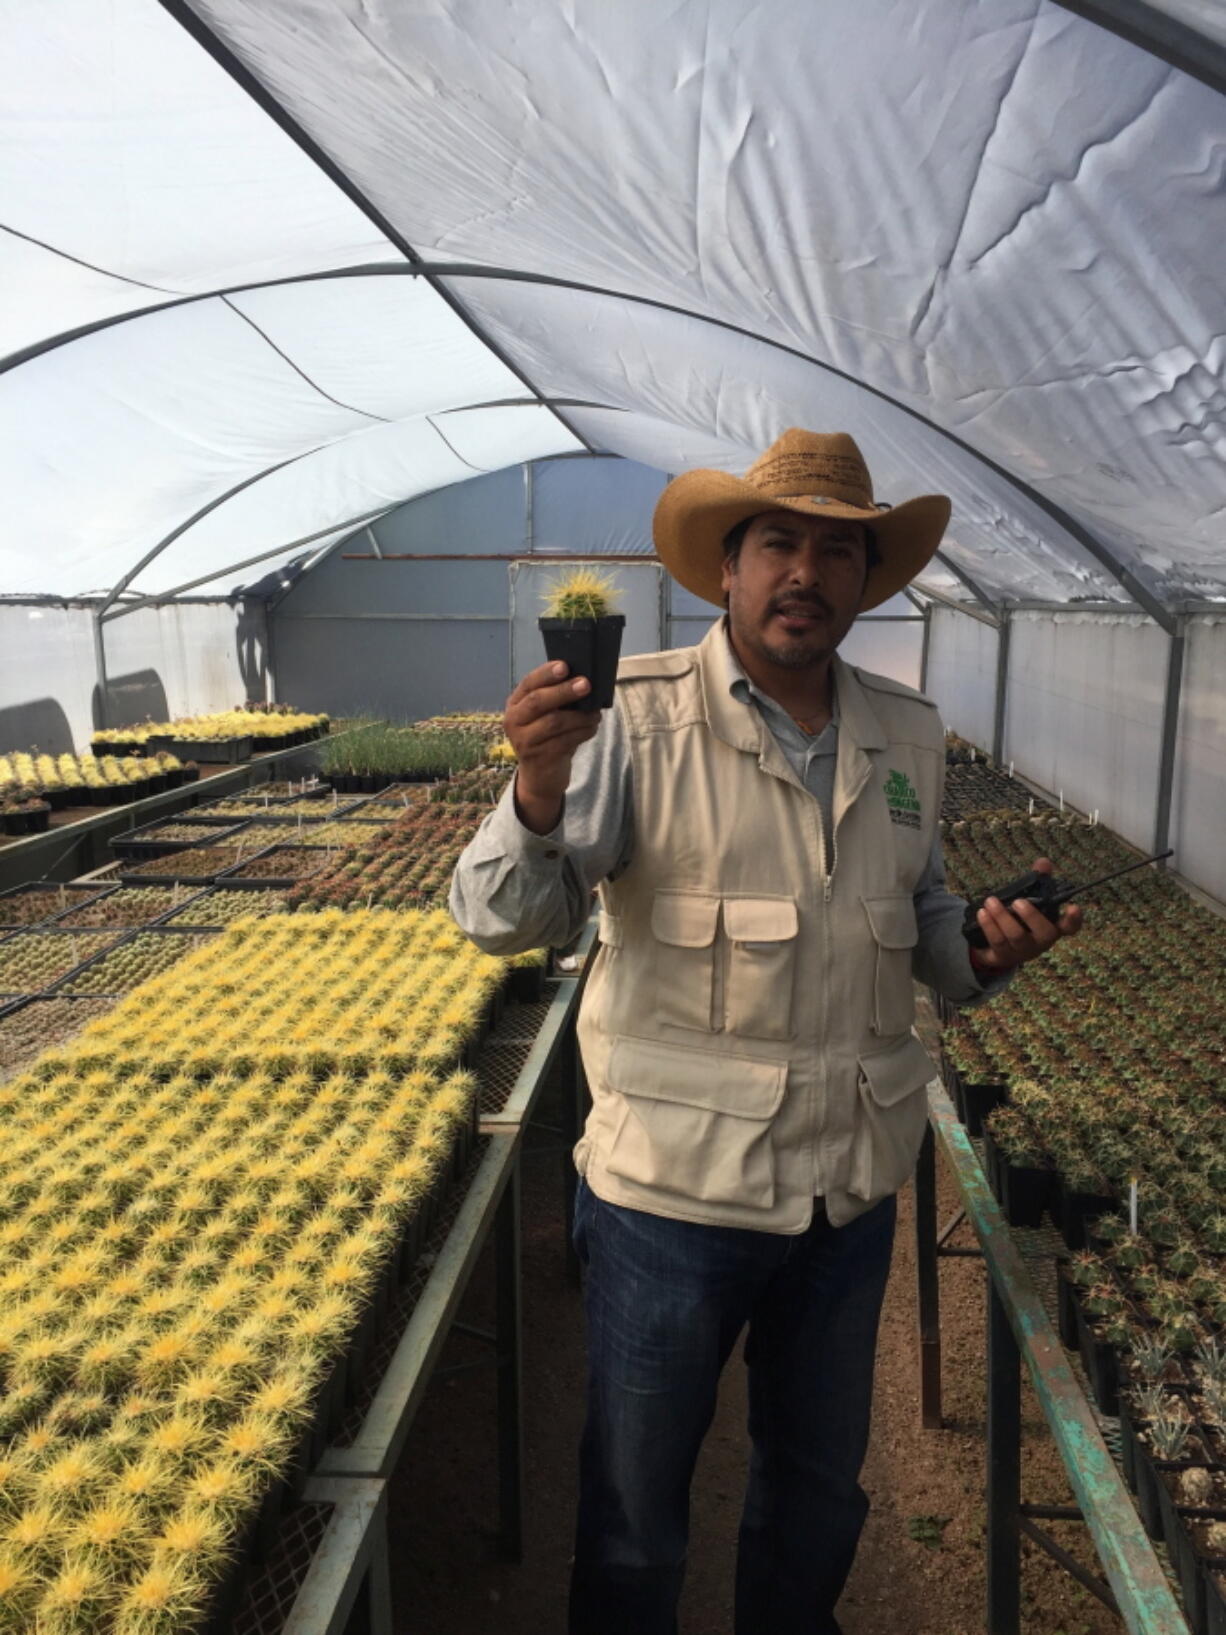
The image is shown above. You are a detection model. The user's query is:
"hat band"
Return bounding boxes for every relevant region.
[744,452,874,509]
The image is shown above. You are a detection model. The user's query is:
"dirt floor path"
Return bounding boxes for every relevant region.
[389,1070,1123,1634]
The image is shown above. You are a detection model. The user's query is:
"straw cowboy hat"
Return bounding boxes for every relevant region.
[653,429,951,611]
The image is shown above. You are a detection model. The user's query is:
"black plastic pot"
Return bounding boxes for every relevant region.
[1056,1178,1116,1253]
[1056,1263,1081,1350]
[997,1154,1054,1229]
[1073,1300,1119,1416]
[960,1079,1008,1138]
[1205,1557,1226,1635]
[539,614,625,711]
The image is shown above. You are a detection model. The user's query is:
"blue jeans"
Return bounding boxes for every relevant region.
[569,1182,897,1635]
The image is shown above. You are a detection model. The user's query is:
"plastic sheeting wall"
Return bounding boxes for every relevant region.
[1005,612,1167,849]
[921,607,999,750]
[270,548,511,720]
[0,600,268,754]
[1172,618,1226,905]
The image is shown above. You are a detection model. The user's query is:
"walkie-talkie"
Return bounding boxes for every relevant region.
[961,849,1174,949]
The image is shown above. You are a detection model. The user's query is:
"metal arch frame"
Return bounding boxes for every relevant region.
[94,395,610,622]
[5,256,1177,633]
[1050,0,1226,96]
[153,0,597,459]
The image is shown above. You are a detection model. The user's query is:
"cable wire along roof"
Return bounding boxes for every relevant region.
[1,0,1223,611]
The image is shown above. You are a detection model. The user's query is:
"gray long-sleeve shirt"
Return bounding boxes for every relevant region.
[451,628,1008,1008]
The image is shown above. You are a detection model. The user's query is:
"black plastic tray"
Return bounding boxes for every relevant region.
[49,925,221,996]
[0,881,116,930]
[108,817,246,860]
[218,844,333,890]
[0,926,134,998]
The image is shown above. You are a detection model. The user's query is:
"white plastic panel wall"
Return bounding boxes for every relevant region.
[1172,617,1226,904]
[924,608,999,750]
[0,600,267,753]
[1005,612,1168,846]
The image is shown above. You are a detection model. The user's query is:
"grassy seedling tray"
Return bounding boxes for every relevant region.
[0,881,115,930]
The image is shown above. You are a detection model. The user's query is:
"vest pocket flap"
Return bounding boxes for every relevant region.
[597,909,623,948]
[858,1033,936,1108]
[651,891,720,948]
[609,1034,787,1120]
[861,893,919,949]
[724,897,798,944]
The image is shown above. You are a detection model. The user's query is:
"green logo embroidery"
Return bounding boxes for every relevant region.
[885,769,921,829]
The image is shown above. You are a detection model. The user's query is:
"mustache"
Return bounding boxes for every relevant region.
[770,596,833,619]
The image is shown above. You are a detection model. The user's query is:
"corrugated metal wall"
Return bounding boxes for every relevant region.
[0,600,268,754]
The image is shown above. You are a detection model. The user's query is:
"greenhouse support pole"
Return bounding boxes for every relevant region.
[987,1280,1022,1635]
[524,461,535,552]
[992,611,1011,765]
[919,604,932,693]
[1153,615,1186,865]
[92,608,110,730]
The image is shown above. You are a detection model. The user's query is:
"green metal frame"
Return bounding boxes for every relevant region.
[479,916,596,1131]
[317,1130,526,1556]
[282,1478,392,1635]
[0,733,350,893]
[923,1081,1189,1635]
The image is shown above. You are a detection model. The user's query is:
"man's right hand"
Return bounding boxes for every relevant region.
[504,661,601,834]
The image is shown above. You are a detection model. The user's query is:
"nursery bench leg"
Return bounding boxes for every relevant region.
[986,1279,1021,1635]
[915,1125,943,1428]
[496,1155,524,1562]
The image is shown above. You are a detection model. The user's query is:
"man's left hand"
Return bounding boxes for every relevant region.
[971,856,1084,973]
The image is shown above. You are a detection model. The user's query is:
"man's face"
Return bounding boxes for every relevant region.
[721,509,870,673]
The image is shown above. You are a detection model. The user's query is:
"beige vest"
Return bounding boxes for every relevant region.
[574,620,943,1231]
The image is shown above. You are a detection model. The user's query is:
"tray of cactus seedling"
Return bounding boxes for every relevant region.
[53,925,222,994]
[219,843,335,887]
[0,880,115,930]
[0,926,128,996]
[159,886,290,928]
[0,993,116,1078]
[0,1026,479,1631]
[108,815,248,860]
[53,883,205,928]
[117,842,251,885]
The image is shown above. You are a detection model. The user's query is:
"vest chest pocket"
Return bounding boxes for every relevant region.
[724,896,799,1040]
[651,891,720,1031]
[861,893,919,1037]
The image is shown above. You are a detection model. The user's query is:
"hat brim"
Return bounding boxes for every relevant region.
[653,468,951,611]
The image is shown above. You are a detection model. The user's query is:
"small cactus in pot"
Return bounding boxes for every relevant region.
[538,567,626,711]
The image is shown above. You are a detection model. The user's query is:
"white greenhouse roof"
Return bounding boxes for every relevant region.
[2,0,1224,615]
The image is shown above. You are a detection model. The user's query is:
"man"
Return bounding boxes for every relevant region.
[450,429,1082,1635]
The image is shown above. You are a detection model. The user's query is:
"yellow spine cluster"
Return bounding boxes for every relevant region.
[0,909,489,1630]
